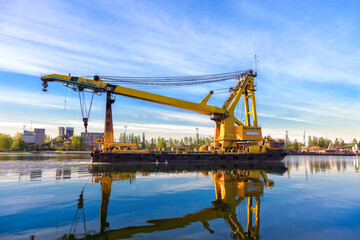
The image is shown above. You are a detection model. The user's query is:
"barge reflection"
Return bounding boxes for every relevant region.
[63,163,286,240]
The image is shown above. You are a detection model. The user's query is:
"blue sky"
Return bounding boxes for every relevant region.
[0,0,359,141]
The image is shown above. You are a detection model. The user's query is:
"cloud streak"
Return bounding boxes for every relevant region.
[0,0,359,141]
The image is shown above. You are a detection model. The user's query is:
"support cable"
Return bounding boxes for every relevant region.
[78,90,95,134]
[96,70,248,87]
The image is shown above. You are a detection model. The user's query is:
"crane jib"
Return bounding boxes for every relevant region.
[49,77,107,91]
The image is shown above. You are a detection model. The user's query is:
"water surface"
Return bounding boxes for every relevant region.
[0,154,359,240]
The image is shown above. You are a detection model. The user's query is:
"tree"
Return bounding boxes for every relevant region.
[64,140,71,151]
[184,137,189,147]
[285,133,289,149]
[150,138,156,150]
[307,136,312,147]
[318,137,326,148]
[169,138,174,150]
[334,138,340,147]
[0,134,13,150]
[188,136,194,150]
[50,142,54,150]
[352,138,357,146]
[292,139,301,151]
[44,134,51,142]
[142,132,146,149]
[71,136,84,150]
[11,133,27,151]
[311,136,319,147]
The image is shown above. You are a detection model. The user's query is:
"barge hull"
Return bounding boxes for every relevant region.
[90,150,286,164]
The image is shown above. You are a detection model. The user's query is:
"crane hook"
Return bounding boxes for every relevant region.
[42,81,48,92]
[83,117,88,133]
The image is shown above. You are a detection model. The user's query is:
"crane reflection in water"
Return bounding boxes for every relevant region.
[61,163,286,240]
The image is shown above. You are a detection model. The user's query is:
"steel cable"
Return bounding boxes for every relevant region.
[95,70,247,87]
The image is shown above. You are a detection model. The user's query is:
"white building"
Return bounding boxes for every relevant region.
[21,129,45,145]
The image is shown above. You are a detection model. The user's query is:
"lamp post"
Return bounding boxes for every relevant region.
[124,126,127,143]
[195,128,199,145]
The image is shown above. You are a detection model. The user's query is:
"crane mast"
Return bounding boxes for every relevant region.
[41,70,263,153]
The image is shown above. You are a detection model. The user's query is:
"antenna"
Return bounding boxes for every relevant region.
[303,130,306,146]
[254,54,258,76]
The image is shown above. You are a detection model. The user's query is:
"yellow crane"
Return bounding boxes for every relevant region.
[41,69,267,155]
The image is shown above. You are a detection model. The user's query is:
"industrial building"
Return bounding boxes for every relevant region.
[21,128,45,145]
[81,132,104,150]
[57,127,65,136]
[58,127,74,137]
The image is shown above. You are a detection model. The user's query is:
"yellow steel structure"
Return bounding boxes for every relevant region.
[88,169,272,239]
[41,70,262,153]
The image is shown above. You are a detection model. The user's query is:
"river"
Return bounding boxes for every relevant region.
[0,154,359,240]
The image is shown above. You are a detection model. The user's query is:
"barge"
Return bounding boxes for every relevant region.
[90,149,287,164]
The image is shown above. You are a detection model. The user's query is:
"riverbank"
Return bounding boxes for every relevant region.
[287,152,357,156]
[0,151,90,155]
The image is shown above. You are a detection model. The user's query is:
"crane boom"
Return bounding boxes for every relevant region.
[41,74,224,115]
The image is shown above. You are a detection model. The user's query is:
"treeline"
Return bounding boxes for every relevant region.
[0,133,86,152]
[284,135,359,151]
[120,132,212,151]
[307,136,358,148]
[0,133,27,151]
[41,135,86,151]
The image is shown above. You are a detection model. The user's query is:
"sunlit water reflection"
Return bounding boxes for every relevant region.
[0,154,359,240]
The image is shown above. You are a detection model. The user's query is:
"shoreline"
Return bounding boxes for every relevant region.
[0,151,90,155]
[287,152,358,156]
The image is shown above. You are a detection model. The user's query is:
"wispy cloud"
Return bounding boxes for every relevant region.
[0,0,359,141]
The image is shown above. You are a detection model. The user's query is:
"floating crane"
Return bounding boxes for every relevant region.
[41,69,285,162]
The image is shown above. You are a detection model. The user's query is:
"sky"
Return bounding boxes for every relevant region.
[0,0,359,142]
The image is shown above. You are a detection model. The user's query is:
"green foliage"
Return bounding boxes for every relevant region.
[71,136,85,151]
[184,137,189,146]
[150,138,156,149]
[169,138,174,149]
[57,146,65,151]
[0,133,13,150]
[309,136,332,148]
[44,134,51,142]
[285,133,289,148]
[11,133,27,151]
[142,132,146,149]
[64,140,71,151]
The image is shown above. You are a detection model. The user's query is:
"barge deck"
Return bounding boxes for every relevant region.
[90,149,287,164]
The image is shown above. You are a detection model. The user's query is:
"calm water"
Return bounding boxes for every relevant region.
[0,154,359,240]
